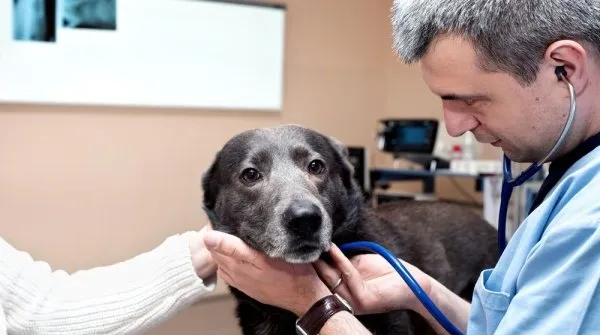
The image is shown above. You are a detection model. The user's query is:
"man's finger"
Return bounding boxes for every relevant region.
[211,250,260,275]
[217,268,235,286]
[204,230,260,267]
[314,259,356,301]
[329,244,367,297]
[313,259,342,290]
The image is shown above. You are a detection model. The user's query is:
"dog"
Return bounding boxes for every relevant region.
[201,124,499,335]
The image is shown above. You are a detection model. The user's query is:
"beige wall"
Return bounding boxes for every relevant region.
[0,1,496,334]
[376,3,502,200]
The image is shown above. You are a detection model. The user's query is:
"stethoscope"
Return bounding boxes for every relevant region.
[497,66,577,255]
[339,67,578,335]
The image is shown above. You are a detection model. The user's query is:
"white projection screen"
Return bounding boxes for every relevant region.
[0,0,286,110]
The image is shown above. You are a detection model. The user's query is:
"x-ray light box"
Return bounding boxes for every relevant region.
[0,0,286,111]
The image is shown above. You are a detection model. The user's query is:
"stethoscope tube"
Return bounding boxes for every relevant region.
[497,159,542,254]
[339,241,465,335]
[498,72,577,255]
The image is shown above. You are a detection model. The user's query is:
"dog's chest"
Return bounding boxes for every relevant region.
[254,320,283,335]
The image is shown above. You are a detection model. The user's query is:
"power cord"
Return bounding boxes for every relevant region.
[448,177,483,207]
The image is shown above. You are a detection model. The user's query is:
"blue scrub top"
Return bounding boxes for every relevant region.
[467,140,600,334]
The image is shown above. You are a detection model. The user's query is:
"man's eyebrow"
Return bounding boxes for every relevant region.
[440,94,487,101]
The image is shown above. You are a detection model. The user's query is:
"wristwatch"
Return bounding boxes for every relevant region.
[295,293,354,335]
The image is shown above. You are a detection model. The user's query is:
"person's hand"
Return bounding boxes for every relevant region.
[314,244,433,315]
[203,230,331,316]
[184,224,218,280]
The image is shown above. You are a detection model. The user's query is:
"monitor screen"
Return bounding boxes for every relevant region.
[378,119,438,154]
[398,126,427,145]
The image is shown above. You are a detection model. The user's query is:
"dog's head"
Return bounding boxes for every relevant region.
[202,124,363,263]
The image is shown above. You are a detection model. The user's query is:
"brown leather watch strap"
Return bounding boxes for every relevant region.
[295,294,354,335]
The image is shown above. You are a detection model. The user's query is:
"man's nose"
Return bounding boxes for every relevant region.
[443,103,479,137]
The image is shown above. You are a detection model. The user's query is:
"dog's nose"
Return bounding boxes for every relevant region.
[285,202,322,236]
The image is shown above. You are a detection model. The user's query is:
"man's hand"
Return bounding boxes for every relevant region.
[315,244,471,334]
[203,230,331,316]
[314,244,433,315]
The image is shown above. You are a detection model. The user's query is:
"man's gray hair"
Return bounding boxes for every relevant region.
[391,0,600,84]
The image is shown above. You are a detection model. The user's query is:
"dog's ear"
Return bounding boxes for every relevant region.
[201,151,220,223]
[326,136,356,191]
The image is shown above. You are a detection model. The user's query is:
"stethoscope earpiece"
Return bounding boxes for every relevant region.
[555,66,568,81]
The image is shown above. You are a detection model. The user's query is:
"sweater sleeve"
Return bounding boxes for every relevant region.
[0,233,217,334]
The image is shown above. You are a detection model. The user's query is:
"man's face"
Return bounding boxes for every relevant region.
[419,35,571,163]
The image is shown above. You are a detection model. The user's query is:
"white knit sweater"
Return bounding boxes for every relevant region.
[0,234,216,334]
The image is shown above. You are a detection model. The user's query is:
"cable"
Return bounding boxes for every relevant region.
[448,176,482,207]
[339,241,464,335]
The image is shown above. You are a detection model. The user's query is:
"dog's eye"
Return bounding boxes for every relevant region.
[307,159,326,175]
[241,168,262,183]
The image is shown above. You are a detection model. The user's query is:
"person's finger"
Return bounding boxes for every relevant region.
[313,259,341,290]
[313,259,355,303]
[204,230,261,269]
[217,265,263,298]
[328,244,367,298]
[197,224,212,240]
[211,250,259,276]
[211,250,235,267]
[217,267,235,286]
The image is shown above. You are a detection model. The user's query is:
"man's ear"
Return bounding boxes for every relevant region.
[201,151,220,224]
[544,39,590,95]
[326,136,357,191]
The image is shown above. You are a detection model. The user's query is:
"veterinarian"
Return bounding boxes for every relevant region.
[0,225,217,334]
[203,1,600,334]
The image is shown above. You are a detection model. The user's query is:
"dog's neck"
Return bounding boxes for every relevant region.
[319,205,373,263]
[331,201,370,245]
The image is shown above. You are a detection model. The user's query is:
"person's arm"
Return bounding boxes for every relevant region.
[320,311,373,334]
[309,284,466,335]
[314,244,470,335]
[288,288,374,335]
[411,277,471,335]
[0,229,216,335]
